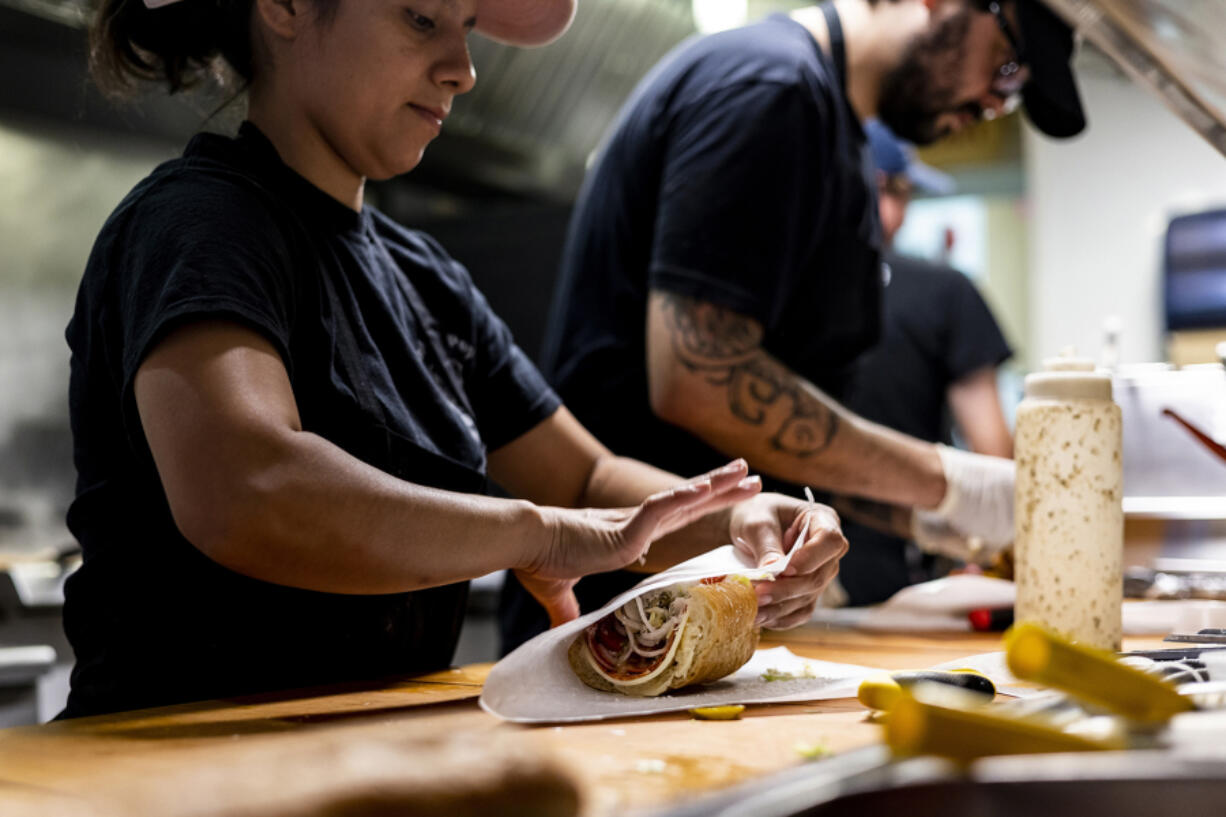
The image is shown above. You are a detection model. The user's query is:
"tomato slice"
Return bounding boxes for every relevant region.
[594,617,626,652]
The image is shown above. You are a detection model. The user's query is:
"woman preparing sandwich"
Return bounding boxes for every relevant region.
[63,0,848,718]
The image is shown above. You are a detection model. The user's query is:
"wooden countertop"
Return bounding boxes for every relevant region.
[0,627,1169,816]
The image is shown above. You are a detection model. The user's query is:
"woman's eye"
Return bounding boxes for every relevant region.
[405,8,435,32]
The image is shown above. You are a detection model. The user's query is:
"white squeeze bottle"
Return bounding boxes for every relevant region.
[1013,349,1124,651]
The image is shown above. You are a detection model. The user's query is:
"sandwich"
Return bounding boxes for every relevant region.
[568,575,759,697]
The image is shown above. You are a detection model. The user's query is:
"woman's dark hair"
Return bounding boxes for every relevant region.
[88,0,338,98]
[89,0,257,97]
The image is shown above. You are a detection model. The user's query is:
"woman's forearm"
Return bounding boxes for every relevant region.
[187,427,549,594]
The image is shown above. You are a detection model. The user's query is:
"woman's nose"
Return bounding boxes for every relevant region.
[435,38,476,94]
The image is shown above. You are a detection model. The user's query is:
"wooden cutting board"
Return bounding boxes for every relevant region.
[0,631,1174,817]
[0,667,491,777]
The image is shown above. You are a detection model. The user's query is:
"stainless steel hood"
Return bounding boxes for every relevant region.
[0,0,696,201]
[417,0,695,200]
[8,0,1226,192]
[1045,0,1226,156]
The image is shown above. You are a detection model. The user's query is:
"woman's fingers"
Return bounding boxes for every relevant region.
[625,461,758,543]
[755,558,840,626]
[756,592,814,626]
[659,459,755,526]
[693,458,749,484]
[758,597,820,630]
[731,500,788,568]
[656,475,761,535]
[698,458,751,493]
[617,479,713,560]
[748,504,844,606]
[779,508,847,578]
[755,562,840,607]
[514,570,581,628]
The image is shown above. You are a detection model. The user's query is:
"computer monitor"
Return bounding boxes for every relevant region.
[1165,208,1226,331]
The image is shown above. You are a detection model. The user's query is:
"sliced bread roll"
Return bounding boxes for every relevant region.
[568,577,759,697]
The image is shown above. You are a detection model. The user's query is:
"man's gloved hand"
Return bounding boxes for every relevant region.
[914,445,1015,563]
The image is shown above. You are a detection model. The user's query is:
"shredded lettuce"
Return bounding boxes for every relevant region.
[794,741,831,760]
[761,665,818,682]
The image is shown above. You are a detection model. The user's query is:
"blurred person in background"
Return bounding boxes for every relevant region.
[832,119,1014,606]
[62,0,849,718]
[502,0,1084,650]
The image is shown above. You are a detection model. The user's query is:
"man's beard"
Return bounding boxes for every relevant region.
[876,9,975,145]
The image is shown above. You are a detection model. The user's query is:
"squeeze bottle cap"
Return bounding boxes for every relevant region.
[1026,347,1112,400]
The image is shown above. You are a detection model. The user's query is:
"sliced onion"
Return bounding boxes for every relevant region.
[597,588,694,673]
[630,640,672,658]
[625,617,676,659]
[634,595,650,628]
[613,607,636,631]
[637,619,672,645]
[635,603,674,642]
[624,623,641,653]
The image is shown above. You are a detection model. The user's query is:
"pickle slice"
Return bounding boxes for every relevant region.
[688,705,746,720]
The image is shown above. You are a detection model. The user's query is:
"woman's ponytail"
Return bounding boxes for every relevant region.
[88,0,254,97]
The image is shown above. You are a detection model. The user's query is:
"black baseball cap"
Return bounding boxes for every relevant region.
[1015,0,1087,138]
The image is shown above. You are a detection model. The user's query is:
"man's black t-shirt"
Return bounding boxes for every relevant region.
[836,252,1012,604]
[500,11,883,653]
[63,122,559,717]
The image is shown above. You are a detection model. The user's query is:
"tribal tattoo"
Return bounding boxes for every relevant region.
[659,293,839,457]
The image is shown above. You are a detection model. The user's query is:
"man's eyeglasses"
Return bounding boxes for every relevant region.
[986,1,1029,99]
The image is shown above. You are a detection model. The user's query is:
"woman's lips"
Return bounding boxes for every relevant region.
[409,104,445,132]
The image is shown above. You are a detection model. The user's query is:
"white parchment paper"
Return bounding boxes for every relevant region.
[480,543,890,722]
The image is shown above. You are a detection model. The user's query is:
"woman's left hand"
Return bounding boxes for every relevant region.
[729,494,847,630]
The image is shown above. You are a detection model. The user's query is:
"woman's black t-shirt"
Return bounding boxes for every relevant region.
[61,122,559,718]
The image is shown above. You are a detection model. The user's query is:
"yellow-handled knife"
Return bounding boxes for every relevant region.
[1005,622,1194,723]
[858,669,996,711]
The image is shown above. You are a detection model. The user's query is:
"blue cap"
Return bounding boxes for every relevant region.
[865,119,955,196]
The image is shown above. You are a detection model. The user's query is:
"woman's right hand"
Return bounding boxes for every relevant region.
[514,460,761,628]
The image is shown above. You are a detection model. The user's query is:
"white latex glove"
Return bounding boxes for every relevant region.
[918,444,1015,557]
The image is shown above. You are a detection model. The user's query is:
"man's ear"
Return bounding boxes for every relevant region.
[254,0,304,41]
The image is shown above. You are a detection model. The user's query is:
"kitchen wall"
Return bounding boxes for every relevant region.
[0,113,179,721]
[0,115,176,554]
[982,196,1030,372]
[1024,52,1226,367]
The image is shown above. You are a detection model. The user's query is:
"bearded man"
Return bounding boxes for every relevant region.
[501,0,1085,651]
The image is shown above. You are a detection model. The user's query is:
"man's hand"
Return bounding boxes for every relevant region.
[927,445,1015,548]
[729,494,847,630]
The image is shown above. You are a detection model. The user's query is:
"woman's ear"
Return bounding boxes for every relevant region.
[254,0,304,41]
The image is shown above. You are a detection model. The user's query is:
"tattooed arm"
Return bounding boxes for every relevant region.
[646,290,947,509]
[828,495,915,539]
